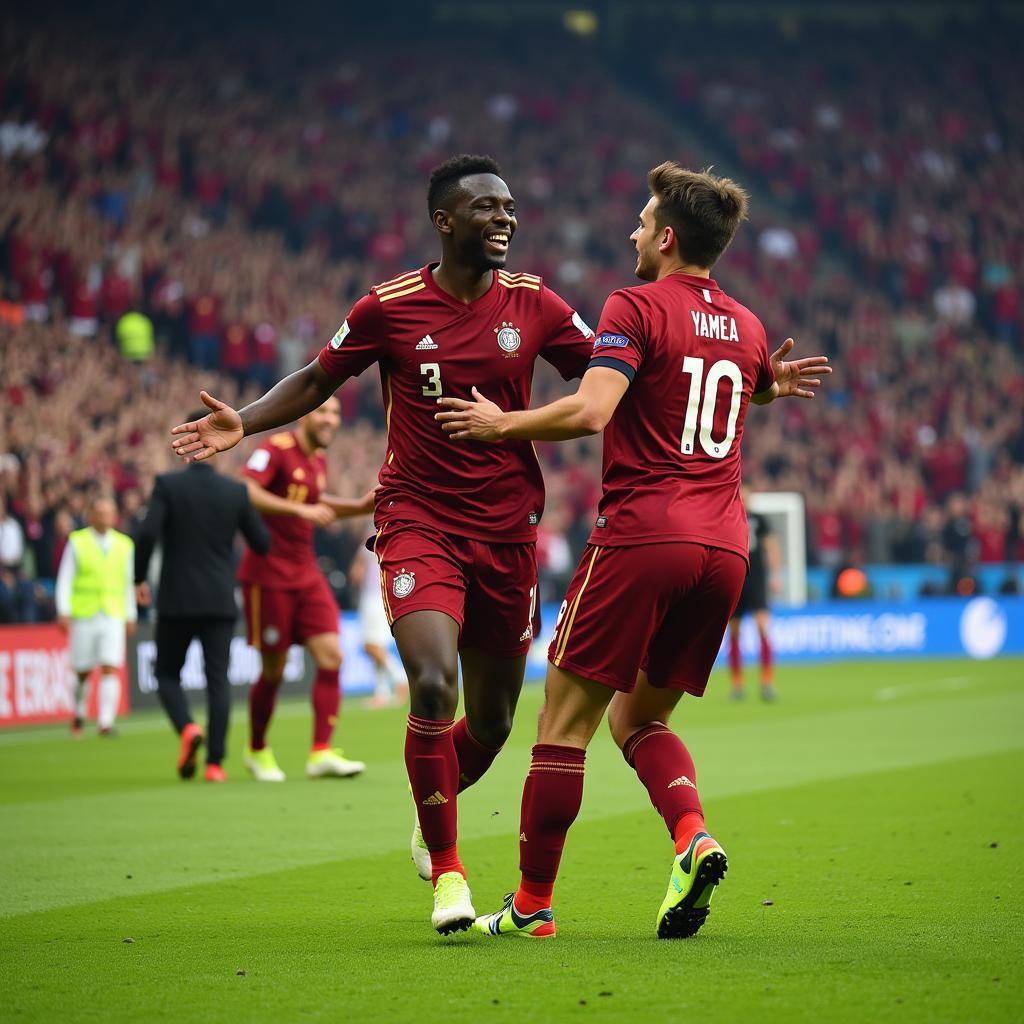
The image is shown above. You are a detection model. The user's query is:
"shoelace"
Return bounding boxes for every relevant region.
[435,874,465,902]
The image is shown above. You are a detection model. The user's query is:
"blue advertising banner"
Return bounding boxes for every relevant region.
[720,596,1024,665]
[345,595,1024,690]
[128,595,1024,707]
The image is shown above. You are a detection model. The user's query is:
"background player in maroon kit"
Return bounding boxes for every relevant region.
[239,397,373,782]
[728,483,783,701]
[170,155,594,934]
[437,162,831,940]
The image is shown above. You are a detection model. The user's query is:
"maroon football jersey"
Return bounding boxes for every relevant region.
[318,264,593,542]
[238,430,327,588]
[586,272,775,560]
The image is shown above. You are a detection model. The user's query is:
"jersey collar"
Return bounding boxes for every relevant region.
[666,271,720,291]
[422,263,501,313]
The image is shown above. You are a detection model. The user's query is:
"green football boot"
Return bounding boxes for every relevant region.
[656,832,728,939]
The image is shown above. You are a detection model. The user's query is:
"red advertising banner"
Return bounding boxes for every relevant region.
[0,624,130,728]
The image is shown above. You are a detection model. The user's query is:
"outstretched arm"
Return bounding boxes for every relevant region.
[171,359,340,462]
[435,367,630,442]
[322,490,376,519]
[245,478,336,527]
[752,338,831,405]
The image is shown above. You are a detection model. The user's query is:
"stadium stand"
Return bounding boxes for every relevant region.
[1,12,1022,622]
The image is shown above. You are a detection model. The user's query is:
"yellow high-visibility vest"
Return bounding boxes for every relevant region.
[116,312,155,362]
[68,528,133,620]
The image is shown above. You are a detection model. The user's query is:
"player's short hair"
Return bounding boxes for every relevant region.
[648,162,749,270]
[427,154,503,217]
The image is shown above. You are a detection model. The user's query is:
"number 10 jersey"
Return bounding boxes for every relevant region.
[586,271,775,560]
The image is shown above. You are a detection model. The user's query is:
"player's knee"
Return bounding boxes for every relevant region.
[607,710,632,751]
[470,714,512,750]
[607,701,647,751]
[408,665,458,719]
[260,657,287,685]
[316,650,342,673]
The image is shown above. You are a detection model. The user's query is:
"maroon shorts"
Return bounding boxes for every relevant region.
[373,522,540,657]
[242,575,340,653]
[548,542,746,695]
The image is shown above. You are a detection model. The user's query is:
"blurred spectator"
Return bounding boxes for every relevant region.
[115,311,155,363]
[0,494,35,622]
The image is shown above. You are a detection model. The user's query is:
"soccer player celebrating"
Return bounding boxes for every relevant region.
[239,397,372,782]
[170,155,594,934]
[436,163,831,939]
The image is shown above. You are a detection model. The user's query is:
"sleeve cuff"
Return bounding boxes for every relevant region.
[588,356,636,383]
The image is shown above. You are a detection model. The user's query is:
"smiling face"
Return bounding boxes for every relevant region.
[630,195,671,282]
[299,397,341,451]
[434,172,517,271]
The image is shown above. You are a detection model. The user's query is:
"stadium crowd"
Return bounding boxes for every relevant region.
[655,19,1024,573]
[2,14,1022,622]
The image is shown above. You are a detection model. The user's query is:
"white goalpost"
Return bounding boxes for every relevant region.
[749,491,807,607]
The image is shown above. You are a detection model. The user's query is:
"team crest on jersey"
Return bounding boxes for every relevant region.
[393,569,416,598]
[495,321,522,356]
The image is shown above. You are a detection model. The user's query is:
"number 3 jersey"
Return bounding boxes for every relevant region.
[317,264,593,543]
[238,431,327,589]
[586,272,775,560]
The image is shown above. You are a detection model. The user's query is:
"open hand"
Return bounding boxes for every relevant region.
[170,391,244,462]
[299,502,337,527]
[434,388,505,441]
[356,489,376,516]
[770,338,831,399]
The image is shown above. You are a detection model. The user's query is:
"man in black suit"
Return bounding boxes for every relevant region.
[135,436,270,782]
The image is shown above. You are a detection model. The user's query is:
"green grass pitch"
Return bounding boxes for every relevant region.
[2,657,1021,1023]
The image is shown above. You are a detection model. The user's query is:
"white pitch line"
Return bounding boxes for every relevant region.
[875,675,974,701]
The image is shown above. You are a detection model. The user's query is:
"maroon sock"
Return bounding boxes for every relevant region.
[248,675,280,750]
[728,630,742,686]
[311,667,340,749]
[673,812,709,855]
[623,724,704,847]
[760,633,774,685]
[453,718,502,793]
[405,714,463,884]
[516,743,586,909]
